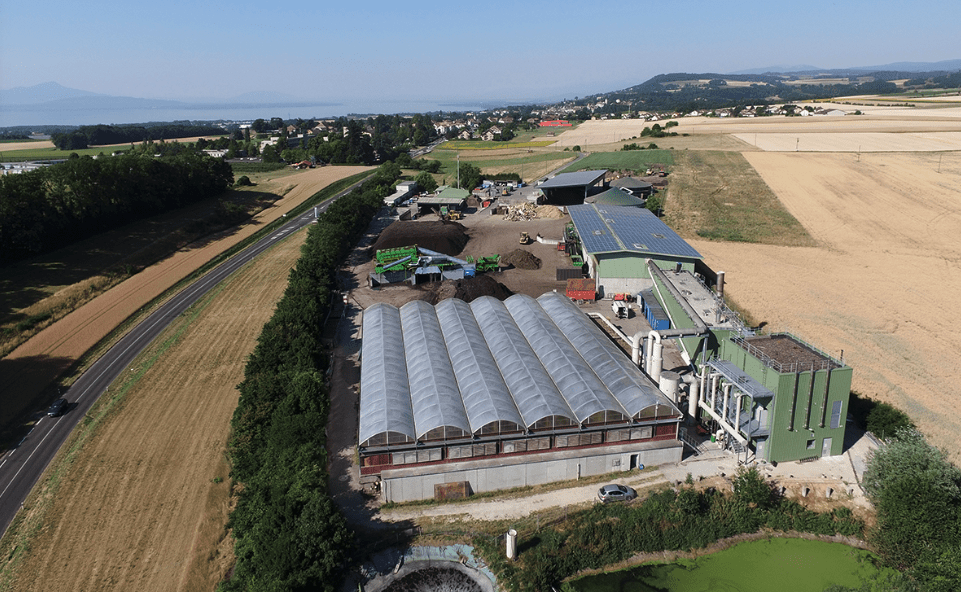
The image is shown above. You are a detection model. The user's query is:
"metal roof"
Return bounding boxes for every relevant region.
[568,203,702,259]
[539,170,607,189]
[707,359,775,400]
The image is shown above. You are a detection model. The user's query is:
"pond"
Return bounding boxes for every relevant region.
[568,538,896,592]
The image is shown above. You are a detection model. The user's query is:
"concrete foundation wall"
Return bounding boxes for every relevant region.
[381,440,683,503]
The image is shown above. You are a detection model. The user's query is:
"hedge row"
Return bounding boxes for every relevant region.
[220,164,400,592]
[477,468,864,592]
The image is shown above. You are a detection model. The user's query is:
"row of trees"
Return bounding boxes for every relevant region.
[0,152,232,263]
[478,467,863,592]
[221,165,400,591]
[51,123,224,150]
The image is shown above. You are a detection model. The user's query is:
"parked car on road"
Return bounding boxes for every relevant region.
[47,398,68,417]
[598,484,636,503]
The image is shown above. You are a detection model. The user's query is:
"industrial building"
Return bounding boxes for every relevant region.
[637,260,851,464]
[537,170,608,204]
[358,293,683,502]
[566,203,703,297]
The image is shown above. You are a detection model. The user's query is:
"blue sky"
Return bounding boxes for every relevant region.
[2,0,959,103]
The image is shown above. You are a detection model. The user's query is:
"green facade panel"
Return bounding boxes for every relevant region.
[596,254,696,279]
[717,336,851,463]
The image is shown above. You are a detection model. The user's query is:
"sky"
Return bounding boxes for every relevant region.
[2,0,960,105]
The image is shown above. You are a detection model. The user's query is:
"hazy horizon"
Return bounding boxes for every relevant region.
[2,0,959,125]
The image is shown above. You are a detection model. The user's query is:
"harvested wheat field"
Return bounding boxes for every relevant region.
[689,150,961,460]
[4,225,310,592]
[0,166,370,430]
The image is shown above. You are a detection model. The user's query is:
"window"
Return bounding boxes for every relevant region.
[806,439,816,450]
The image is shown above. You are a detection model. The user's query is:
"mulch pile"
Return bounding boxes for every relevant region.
[422,275,513,305]
[369,221,469,257]
[499,249,541,270]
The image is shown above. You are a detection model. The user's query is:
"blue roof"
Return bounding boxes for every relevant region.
[539,170,607,189]
[568,203,702,260]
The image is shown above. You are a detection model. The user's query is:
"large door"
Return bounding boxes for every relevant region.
[821,437,833,457]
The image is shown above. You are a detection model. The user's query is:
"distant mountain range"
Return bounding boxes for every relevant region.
[731,59,961,75]
[0,82,333,111]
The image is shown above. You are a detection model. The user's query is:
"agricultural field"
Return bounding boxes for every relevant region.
[438,140,555,150]
[426,146,574,184]
[662,151,814,247]
[0,166,371,444]
[562,150,674,173]
[1,224,308,591]
[548,101,961,460]
[688,150,961,461]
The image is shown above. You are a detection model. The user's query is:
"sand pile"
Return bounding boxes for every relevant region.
[369,221,468,256]
[499,249,541,270]
[423,275,513,304]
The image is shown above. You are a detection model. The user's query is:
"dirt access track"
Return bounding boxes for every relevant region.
[0,166,370,439]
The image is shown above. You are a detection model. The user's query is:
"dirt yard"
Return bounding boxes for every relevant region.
[0,166,370,439]
[690,150,961,460]
[348,208,573,310]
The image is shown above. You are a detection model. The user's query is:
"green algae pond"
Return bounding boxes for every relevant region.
[567,537,896,592]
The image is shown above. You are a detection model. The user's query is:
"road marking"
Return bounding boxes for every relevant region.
[0,424,58,502]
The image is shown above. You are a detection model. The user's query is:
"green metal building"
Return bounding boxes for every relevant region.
[707,334,851,462]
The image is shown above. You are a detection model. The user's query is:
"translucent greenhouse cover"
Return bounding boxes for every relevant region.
[435,298,525,432]
[537,292,680,418]
[504,295,627,422]
[359,294,679,447]
[358,303,415,446]
[400,300,472,439]
[470,296,575,427]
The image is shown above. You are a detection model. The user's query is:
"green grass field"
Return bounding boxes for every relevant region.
[663,150,814,247]
[570,538,899,592]
[562,150,675,173]
[437,140,556,150]
[0,146,129,161]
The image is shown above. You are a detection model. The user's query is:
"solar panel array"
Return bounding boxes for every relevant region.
[568,204,703,259]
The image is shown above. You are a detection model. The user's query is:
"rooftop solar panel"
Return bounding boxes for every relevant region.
[568,204,702,259]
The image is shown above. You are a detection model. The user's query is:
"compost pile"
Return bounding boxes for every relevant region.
[423,275,513,304]
[369,221,468,256]
[499,249,541,270]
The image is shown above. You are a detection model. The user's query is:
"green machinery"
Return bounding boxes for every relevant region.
[466,254,501,272]
[374,245,418,274]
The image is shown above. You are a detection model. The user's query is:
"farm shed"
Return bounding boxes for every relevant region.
[359,292,683,502]
[538,170,608,204]
[567,203,702,297]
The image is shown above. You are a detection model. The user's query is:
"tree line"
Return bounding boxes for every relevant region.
[220,164,401,591]
[0,152,232,263]
[50,123,225,150]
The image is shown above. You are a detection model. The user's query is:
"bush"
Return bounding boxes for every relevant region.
[235,175,252,186]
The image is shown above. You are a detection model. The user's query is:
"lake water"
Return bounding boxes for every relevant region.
[568,538,896,592]
[0,99,492,127]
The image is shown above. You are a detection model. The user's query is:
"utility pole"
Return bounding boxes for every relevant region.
[457,153,460,189]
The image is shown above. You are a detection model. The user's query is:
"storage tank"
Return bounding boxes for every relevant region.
[659,371,680,402]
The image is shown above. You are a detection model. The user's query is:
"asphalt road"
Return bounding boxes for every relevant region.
[0,175,369,538]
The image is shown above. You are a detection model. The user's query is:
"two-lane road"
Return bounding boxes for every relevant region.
[0,176,368,537]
